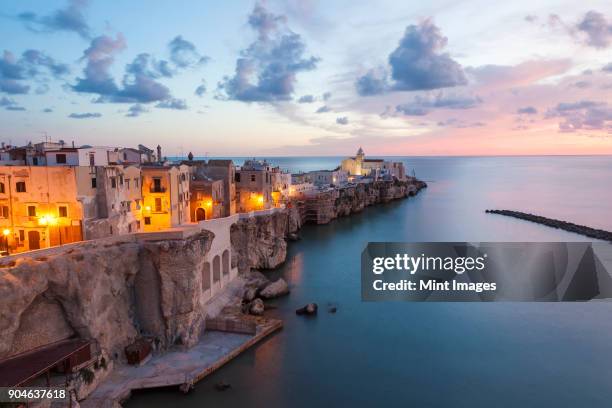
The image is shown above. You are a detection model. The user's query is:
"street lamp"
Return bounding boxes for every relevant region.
[2,228,10,255]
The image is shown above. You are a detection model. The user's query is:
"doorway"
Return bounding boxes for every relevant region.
[196,207,206,221]
[28,230,41,250]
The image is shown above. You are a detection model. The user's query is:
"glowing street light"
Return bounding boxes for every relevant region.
[2,229,10,236]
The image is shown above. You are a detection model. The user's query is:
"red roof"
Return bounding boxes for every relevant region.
[0,339,91,387]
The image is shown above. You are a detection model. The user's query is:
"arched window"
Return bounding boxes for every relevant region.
[202,262,211,291]
[222,250,229,276]
[213,255,220,283]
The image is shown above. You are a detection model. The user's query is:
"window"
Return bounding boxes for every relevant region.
[250,174,256,182]
[89,153,95,166]
[155,197,162,212]
[1,206,8,218]
[123,152,127,161]
[56,153,66,164]
[58,206,68,217]
[235,173,241,182]
[0,183,4,194]
[153,178,162,192]
[91,177,97,188]
[27,205,36,217]
[126,179,130,189]
[19,230,24,242]
[119,175,124,185]
[16,182,26,192]
[32,157,38,166]
[135,178,139,188]
[111,177,116,188]
[144,216,151,225]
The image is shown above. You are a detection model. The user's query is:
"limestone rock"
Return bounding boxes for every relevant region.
[296,303,318,316]
[249,298,265,316]
[260,278,290,299]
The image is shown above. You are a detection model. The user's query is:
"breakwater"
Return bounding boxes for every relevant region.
[485,209,612,242]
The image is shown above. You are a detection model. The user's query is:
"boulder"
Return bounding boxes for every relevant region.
[243,287,258,302]
[249,298,265,316]
[287,233,300,241]
[296,303,318,316]
[260,278,290,299]
[215,381,232,391]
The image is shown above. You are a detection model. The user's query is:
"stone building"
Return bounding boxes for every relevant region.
[189,178,224,221]
[341,147,405,181]
[235,159,274,212]
[77,165,143,239]
[184,159,236,217]
[0,166,83,253]
[308,167,349,187]
[140,164,190,231]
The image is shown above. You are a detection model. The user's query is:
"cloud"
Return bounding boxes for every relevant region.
[217,3,319,102]
[603,63,612,73]
[437,118,485,128]
[72,34,126,96]
[517,106,538,115]
[156,98,187,110]
[316,105,330,113]
[43,108,53,113]
[546,100,612,132]
[466,59,572,90]
[195,79,207,97]
[336,116,349,125]
[0,97,16,107]
[69,112,101,118]
[72,34,207,106]
[17,0,91,39]
[394,92,482,116]
[356,19,466,95]
[575,11,612,48]
[5,106,26,111]
[126,104,148,117]
[298,94,315,103]
[322,91,331,101]
[168,36,209,68]
[355,67,390,96]
[1,49,69,95]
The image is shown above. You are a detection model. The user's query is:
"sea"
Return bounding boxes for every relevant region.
[127,156,612,408]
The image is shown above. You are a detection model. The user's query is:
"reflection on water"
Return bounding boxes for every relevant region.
[128,156,612,408]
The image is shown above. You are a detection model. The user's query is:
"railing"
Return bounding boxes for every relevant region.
[149,186,166,193]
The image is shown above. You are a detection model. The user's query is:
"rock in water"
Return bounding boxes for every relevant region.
[328,306,337,314]
[249,298,265,316]
[296,303,318,316]
[260,278,290,299]
[215,381,231,391]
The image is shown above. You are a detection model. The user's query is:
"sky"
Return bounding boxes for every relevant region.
[0,0,611,157]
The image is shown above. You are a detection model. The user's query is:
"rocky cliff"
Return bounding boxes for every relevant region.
[230,211,294,275]
[0,231,215,361]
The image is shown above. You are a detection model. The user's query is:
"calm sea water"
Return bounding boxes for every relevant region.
[128,156,612,408]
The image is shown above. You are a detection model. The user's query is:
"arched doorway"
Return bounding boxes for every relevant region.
[28,230,41,250]
[195,207,206,221]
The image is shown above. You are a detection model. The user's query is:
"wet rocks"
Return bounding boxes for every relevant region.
[249,298,265,316]
[296,303,318,316]
[287,232,300,241]
[260,278,290,299]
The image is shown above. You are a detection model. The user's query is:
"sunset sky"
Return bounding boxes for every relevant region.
[1,0,611,156]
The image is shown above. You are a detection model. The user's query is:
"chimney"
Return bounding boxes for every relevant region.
[157,145,162,163]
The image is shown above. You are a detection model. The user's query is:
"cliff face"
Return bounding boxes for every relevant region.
[231,211,291,274]
[303,178,427,225]
[0,231,214,361]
